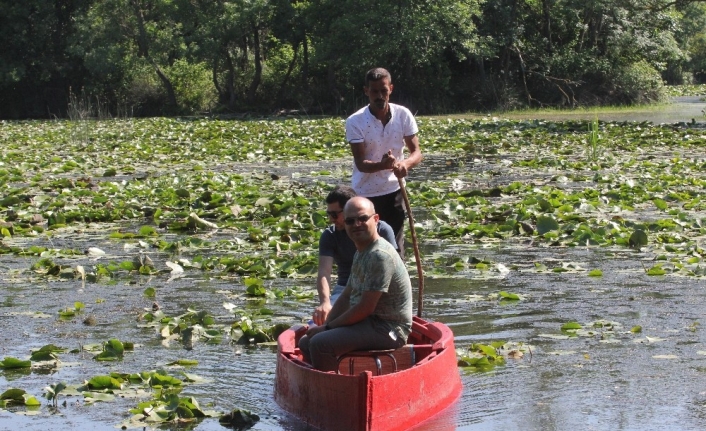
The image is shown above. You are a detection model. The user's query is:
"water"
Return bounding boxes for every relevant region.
[496,96,706,125]
[3,257,705,431]
[2,99,706,431]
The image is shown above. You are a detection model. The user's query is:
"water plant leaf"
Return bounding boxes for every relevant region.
[138,225,157,236]
[588,269,603,277]
[87,375,123,390]
[536,215,559,235]
[629,229,648,249]
[23,394,41,406]
[0,357,31,369]
[166,359,198,366]
[106,339,124,355]
[83,392,116,403]
[0,388,38,407]
[30,350,58,362]
[219,408,260,429]
[43,382,67,406]
[166,261,184,273]
[561,322,582,331]
[144,287,156,298]
[498,291,520,300]
[646,265,666,276]
[87,247,106,257]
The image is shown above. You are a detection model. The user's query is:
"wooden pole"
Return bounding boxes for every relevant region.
[398,178,424,318]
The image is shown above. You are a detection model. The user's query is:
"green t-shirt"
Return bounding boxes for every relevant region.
[348,238,413,339]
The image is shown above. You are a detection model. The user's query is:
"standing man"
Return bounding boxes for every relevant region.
[345,67,423,257]
[313,185,397,326]
[299,197,413,372]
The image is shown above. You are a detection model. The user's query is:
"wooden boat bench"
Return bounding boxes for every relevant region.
[336,344,434,376]
[283,320,445,375]
[337,349,398,376]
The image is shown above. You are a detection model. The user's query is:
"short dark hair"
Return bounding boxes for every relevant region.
[365,68,392,87]
[325,185,357,208]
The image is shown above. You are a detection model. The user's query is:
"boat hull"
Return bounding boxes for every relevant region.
[274,316,462,431]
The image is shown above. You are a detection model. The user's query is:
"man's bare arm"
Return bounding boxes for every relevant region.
[313,255,334,325]
[350,143,397,173]
[393,134,422,178]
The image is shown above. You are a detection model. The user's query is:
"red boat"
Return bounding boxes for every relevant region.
[274,315,462,431]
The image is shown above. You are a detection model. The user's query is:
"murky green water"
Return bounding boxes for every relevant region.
[2,99,706,430]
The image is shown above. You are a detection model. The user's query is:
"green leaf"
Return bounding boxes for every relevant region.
[167,359,198,366]
[630,326,642,333]
[652,199,668,210]
[588,269,603,277]
[106,339,124,355]
[23,394,41,406]
[0,357,31,369]
[629,229,648,248]
[87,375,123,390]
[561,322,582,331]
[43,382,67,402]
[144,287,156,298]
[647,265,666,276]
[139,225,157,236]
[499,291,520,300]
[30,350,58,361]
[536,215,559,235]
[0,388,27,401]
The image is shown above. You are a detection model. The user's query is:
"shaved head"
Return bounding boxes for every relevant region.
[343,197,379,250]
[344,196,375,216]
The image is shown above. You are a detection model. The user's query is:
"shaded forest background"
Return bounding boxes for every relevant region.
[3,0,706,119]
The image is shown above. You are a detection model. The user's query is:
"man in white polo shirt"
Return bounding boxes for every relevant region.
[345,67,423,258]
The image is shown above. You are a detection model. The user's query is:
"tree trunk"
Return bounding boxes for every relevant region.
[275,41,300,108]
[247,21,262,105]
[302,35,309,89]
[130,0,150,58]
[130,0,177,109]
[327,62,341,114]
[542,0,553,54]
[151,60,178,109]
[225,48,237,109]
[212,56,223,100]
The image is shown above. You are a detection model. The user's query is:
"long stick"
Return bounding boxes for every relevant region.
[398,178,424,318]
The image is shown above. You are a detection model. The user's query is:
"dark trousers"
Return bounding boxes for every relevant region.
[368,189,405,258]
[299,317,405,371]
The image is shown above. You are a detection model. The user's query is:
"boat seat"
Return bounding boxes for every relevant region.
[337,349,398,376]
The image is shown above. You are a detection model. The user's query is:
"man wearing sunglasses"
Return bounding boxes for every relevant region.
[299,197,412,371]
[346,67,423,258]
[313,185,397,326]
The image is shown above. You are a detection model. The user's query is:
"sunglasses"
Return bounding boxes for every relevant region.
[326,210,343,218]
[344,214,375,226]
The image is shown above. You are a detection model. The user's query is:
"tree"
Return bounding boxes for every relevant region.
[0,0,91,118]
[304,0,483,113]
[72,0,187,114]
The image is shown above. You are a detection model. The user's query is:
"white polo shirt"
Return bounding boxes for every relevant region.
[345,103,418,197]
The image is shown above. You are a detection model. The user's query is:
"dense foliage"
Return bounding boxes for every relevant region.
[2,0,706,118]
